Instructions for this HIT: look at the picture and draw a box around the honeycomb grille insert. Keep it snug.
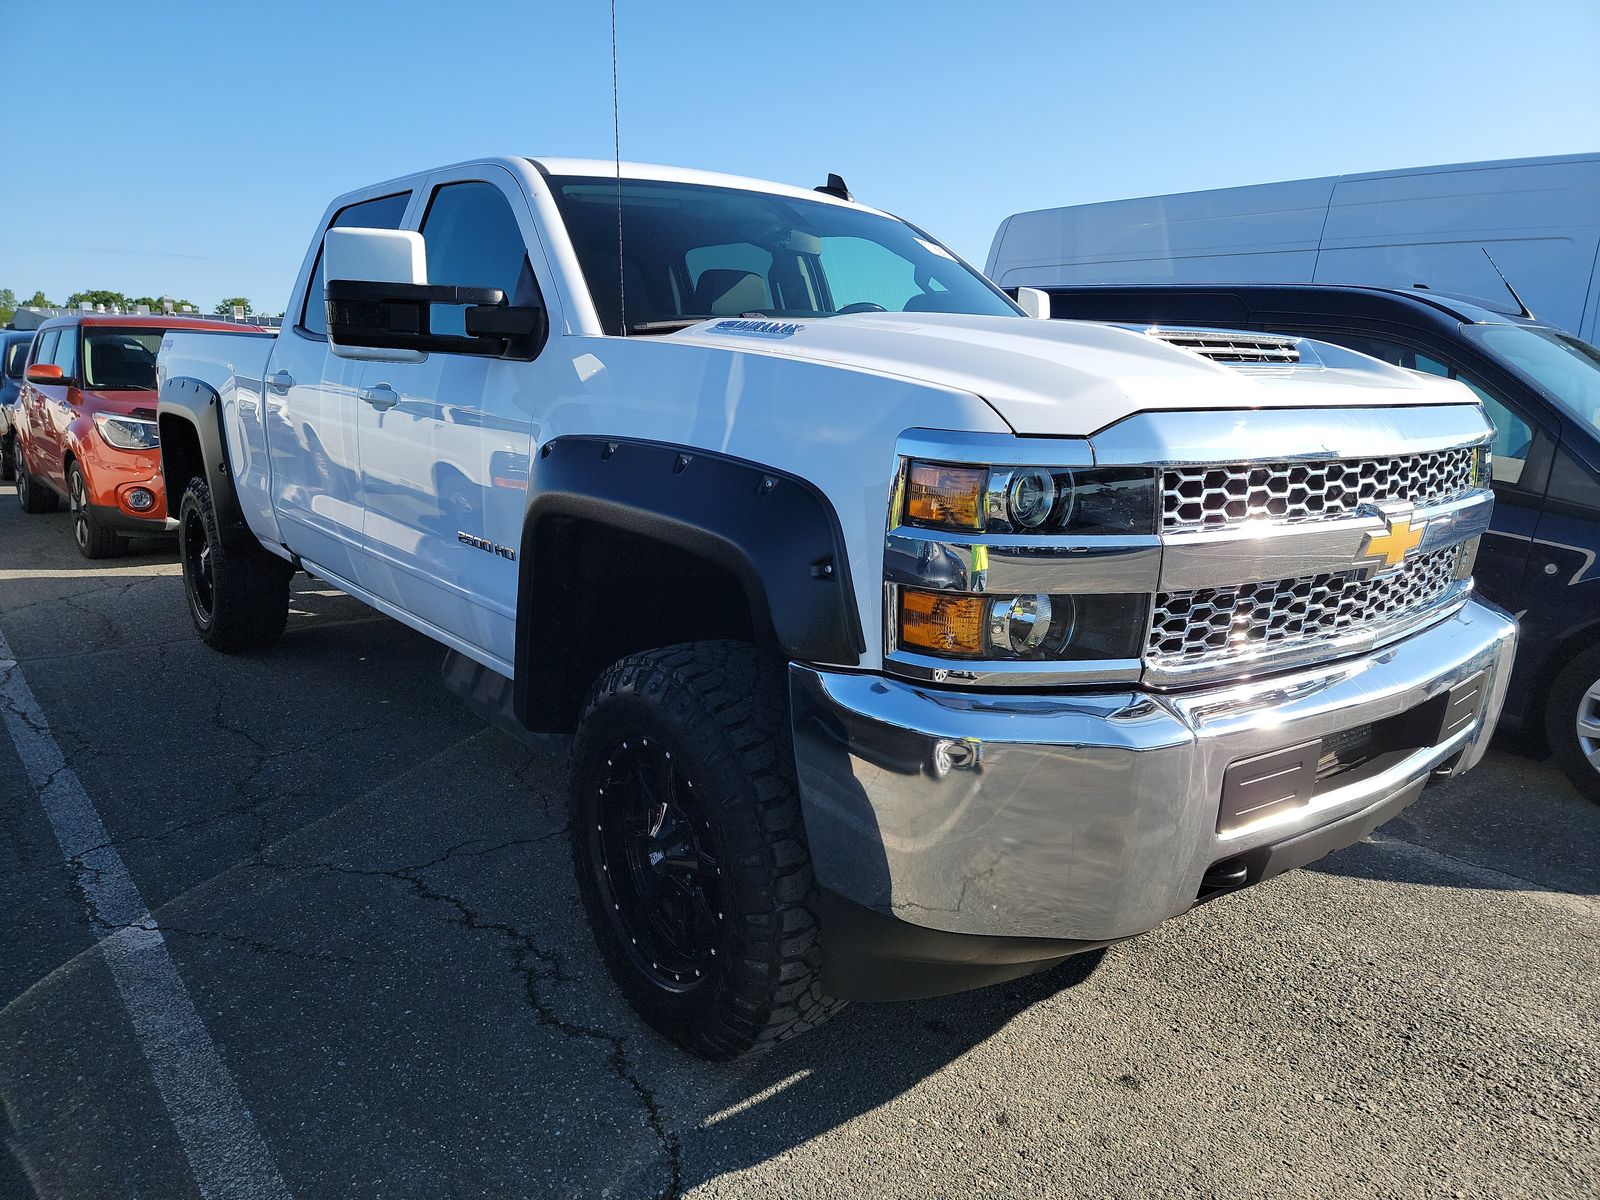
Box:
[1162,449,1477,532]
[1147,546,1461,665]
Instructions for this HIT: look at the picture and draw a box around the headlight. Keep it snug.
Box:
[902,459,1156,534]
[897,587,1146,661]
[94,414,159,451]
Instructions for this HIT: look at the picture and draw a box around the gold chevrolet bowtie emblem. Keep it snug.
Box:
[1358,515,1425,569]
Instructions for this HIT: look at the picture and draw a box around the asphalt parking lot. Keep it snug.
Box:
[1,484,1596,1200]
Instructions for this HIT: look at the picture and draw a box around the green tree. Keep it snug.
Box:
[0,288,14,325]
[67,289,134,311]
[25,290,53,308]
[214,297,253,317]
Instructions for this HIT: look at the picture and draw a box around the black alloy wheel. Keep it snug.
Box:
[182,499,216,630]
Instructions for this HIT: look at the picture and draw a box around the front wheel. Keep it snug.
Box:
[570,641,844,1059]
[1547,645,1600,805]
[16,454,59,514]
[178,477,295,652]
[68,463,123,559]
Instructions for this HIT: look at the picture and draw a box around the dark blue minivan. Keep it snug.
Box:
[1,328,38,483]
[1042,283,1600,802]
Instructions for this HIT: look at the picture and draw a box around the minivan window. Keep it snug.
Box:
[419,181,536,338]
[301,191,412,336]
[1466,324,1600,443]
[549,176,1020,335]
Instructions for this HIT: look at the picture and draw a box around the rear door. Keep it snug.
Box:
[354,166,549,671]
[265,189,414,583]
[18,329,58,479]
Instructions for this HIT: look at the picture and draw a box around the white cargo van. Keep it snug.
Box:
[986,153,1600,341]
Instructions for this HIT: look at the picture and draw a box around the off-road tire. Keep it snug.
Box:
[16,455,59,513]
[178,477,294,652]
[570,640,845,1059]
[1546,644,1600,804]
[68,463,123,559]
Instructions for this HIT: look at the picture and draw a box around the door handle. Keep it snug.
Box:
[266,370,294,393]
[359,384,399,411]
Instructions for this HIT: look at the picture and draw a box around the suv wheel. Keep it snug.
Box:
[178,477,295,651]
[1546,644,1600,804]
[16,455,59,514]
[570,640,844,1059]
[68,463,123,559]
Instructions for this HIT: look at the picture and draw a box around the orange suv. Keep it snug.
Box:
[15,314,262,557]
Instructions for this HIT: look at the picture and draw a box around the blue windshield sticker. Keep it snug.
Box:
[706,319,804,338]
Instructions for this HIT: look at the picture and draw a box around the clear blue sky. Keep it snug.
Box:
[2,0,1595,315]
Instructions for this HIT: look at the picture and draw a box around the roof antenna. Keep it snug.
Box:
[814,173,853,202]
[1481,247,1535,320]
[611,0,626,335]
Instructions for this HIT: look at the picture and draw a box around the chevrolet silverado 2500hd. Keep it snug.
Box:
[156,157,1516,1059]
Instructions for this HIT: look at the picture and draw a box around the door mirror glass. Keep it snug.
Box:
[25,363,63,384]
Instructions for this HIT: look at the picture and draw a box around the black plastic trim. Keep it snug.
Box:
[156,376,251,546]
[515,436,865,731]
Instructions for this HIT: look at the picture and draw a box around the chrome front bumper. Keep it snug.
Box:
[791,597,1516,944]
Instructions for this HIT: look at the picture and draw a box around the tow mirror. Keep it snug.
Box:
[1014,287,1051,320]
[324,227,545,361]
[25,363,63,384]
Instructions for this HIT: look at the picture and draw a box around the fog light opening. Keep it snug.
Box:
[126,488,156,512]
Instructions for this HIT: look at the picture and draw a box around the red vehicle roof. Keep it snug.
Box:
[36,314,267,333]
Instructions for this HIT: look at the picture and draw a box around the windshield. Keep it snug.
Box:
[548,176,1020,335]
[1465,323,1600,439]
[82,328,164,391]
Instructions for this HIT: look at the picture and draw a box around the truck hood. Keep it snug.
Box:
[671,312,1470,436]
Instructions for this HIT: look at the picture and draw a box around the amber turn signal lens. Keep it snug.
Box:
[905,461,987,530]
[899,589,986,656]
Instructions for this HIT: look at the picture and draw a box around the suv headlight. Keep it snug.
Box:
[902,459,1156,534]
[94,414,160,451]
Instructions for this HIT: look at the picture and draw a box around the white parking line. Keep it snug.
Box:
[0,629,291,1200]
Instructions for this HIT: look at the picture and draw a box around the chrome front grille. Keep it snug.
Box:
[1162,448,1478,532]
[1147,545,1462,667]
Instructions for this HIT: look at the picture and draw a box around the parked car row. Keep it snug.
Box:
[5,315,262,556]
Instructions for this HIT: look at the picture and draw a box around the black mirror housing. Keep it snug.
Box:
[326,280,546,360]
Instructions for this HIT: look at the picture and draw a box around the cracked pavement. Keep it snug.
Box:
[2,484,1598,1199]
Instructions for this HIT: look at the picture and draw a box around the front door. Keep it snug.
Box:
[265,189,413,584]
[354,169,545,672]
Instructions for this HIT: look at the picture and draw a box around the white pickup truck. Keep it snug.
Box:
[157,156,1516,1059]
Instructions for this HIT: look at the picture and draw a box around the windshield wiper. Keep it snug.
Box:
[625,319,706,335]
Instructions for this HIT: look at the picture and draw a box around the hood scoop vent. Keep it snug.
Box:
[1144,326,1304,365]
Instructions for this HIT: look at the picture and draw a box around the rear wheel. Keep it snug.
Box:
[1547,645,1600,804]
[68,463,123,559]
[16,454,59,514]
[570,640,844,1059]
[178,477,295,652]
[1,432,15,483]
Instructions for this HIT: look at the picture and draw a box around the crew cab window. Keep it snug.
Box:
[301,191,412,336]
[419,181,535,338]
[51,327,79,381]
[1315,332,1534,488]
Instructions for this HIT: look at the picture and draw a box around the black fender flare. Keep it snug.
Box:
[515,436,866,730]
[157,377,251,546]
